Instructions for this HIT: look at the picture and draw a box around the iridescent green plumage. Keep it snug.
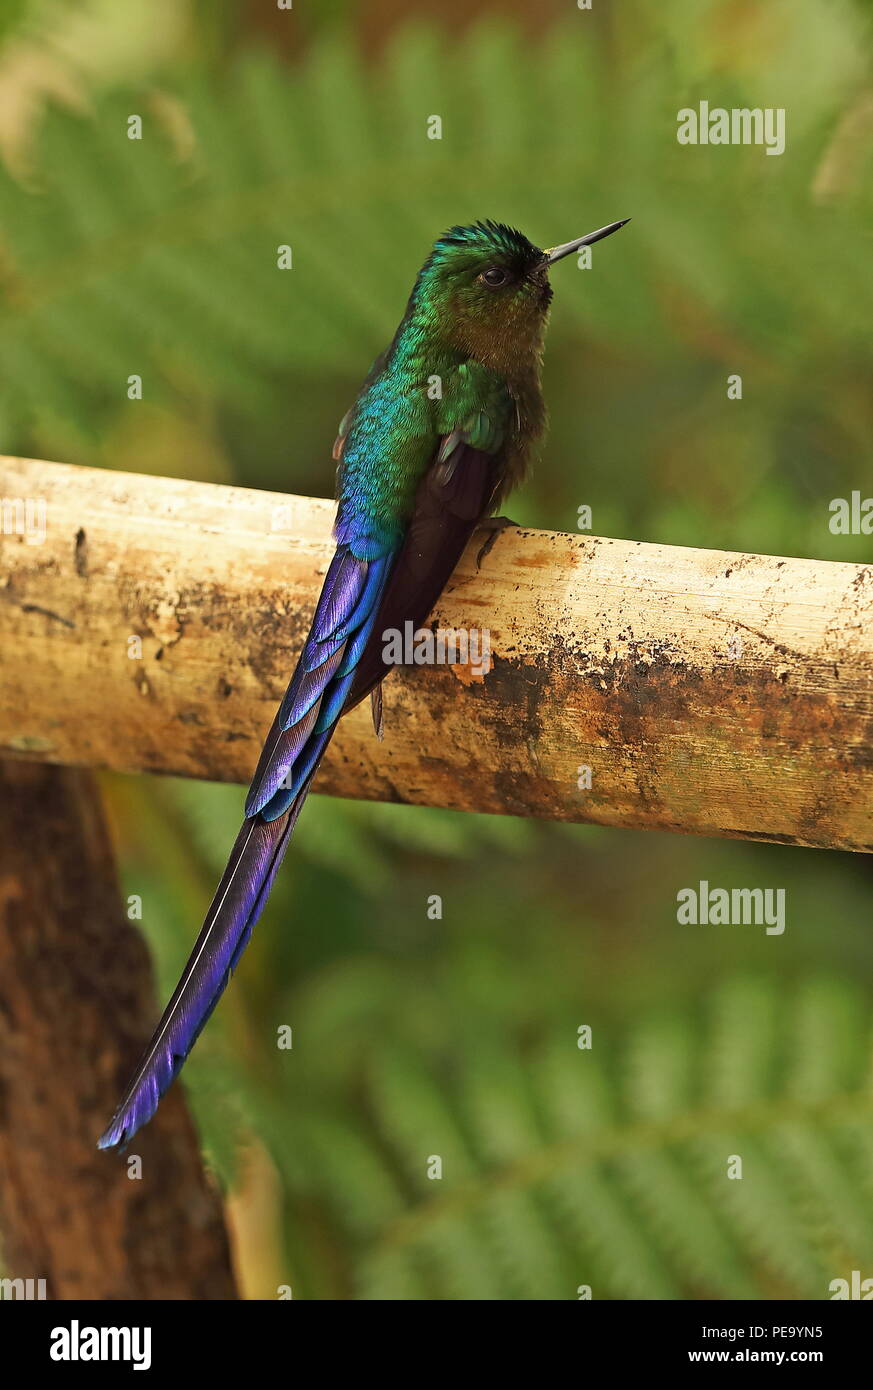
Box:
[335,220,552,557]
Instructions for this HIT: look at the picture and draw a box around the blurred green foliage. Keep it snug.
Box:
[1,0,872,1298]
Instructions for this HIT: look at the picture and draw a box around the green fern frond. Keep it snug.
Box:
[282,975,873,1300]
[0,2,869,479]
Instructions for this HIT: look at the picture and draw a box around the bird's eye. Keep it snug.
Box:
[479,266,509,288]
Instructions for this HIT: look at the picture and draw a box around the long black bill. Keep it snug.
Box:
[545,218,630,264]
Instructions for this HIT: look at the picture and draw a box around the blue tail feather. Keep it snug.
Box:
[97,539,396,1150]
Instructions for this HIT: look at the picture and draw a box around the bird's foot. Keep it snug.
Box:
[370,684,384,740]
[476,515,519,570]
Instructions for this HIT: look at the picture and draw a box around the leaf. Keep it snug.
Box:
[261,974,873,1300]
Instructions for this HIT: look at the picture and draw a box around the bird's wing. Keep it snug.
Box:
[98,428,503,1151]
[344,433,502,710]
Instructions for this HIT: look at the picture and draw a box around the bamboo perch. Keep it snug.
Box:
[0,456,871,852]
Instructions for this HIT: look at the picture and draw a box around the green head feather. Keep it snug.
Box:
[404,220,553,375]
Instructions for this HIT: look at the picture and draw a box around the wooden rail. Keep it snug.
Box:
[1,456,872,851]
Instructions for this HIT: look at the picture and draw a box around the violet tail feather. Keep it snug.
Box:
[97,777,315,1151]
[97,541,393,1150]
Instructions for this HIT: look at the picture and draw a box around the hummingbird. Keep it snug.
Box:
[98,216,629,1149]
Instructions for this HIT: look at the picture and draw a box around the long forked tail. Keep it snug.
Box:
[97,775,315,1150]
[98,541,394,1150]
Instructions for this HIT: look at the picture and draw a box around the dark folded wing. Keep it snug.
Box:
[345,438,500,710]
